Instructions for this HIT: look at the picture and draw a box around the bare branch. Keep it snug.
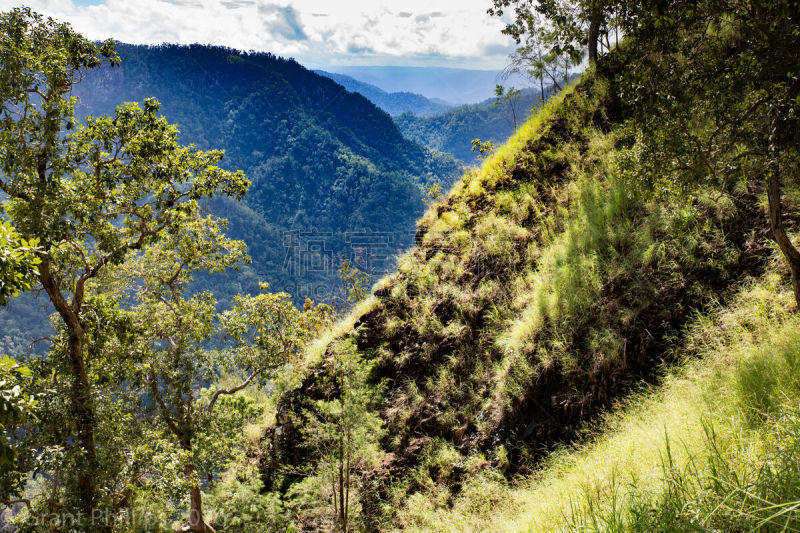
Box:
[207,369,259,412]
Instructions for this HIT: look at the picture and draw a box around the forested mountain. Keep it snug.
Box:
[0,43,461,356]
[74,44,461,301]
[395,87,547,162]
[313,70,452,116]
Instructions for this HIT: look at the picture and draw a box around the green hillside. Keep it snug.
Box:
[2,3,800,532]
[252,3,800,531]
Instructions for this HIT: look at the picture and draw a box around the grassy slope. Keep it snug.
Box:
[263,65,797,530]
[397,272,800,531]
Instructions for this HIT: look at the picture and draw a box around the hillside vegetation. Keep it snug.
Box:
[253,2,800,530]
[72,44,461,303]
[2,3,800,532]
[395,86,548,163]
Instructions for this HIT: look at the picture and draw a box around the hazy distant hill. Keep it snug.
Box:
[326,65,533,104]
[314,70,452,116]
[395,86,549,163]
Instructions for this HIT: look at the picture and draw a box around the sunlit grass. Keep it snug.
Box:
[396,272,800,532]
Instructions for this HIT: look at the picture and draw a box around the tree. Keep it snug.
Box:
[425,181,444,205]
[471,138,496,160]
[493,85,522,130]
[300,340,384,532]
[122,216,327,532]
[0,8,248,520]
[608,0,800,306]
[489,0,618,67]
[338,260,370,304]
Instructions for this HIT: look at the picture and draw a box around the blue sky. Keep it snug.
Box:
[1,1,517,69]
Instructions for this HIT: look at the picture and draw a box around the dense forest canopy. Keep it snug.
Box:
[69,43,461,305]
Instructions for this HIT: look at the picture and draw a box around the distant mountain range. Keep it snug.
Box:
[314,70,452,116]
[322,66,534,104]
[395,87,550,163]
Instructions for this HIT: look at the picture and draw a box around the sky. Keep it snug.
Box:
[0,0,518,69]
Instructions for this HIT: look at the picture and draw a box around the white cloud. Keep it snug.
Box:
[0,0,516,68]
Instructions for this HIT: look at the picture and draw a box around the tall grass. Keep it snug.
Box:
[395,273,800,532]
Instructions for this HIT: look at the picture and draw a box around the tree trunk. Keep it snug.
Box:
[588,8,603,64]
[184,455,210,533]
[539,70,545,106]
[767,172,800,307]
[68,332,100,517]
[38,262,100,523]
[338,429,345,532]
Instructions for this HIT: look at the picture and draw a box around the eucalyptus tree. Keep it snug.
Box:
[122,216,328,532]
[0,7,248,520]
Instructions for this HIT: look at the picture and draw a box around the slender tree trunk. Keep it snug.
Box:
[588,8,603,64]
[332,476,338,523]
[767,172,800,307]
[178,423,210,533]
[344,428,351,533]
[338,428,345,531]
[539,72,545,106]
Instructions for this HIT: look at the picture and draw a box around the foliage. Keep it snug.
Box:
[291,339,384,532]
[489,0,620,65]
[0,7,247,524]
[338,260,371,304]
[470,138,496,160]
[610,0,800,305]
[0,356,36,499]
[205,465,289,533]
[120,213,326,532]
[0,222,39,307]
[425,182,444,204]
[493,85,522,130]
